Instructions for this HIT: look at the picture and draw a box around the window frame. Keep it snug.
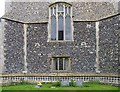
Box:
[51,57,71,71]
[48,2,74,42]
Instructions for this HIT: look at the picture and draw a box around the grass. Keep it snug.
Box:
[2,82,119,91]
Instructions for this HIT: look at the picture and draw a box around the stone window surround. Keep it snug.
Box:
[51,56,71,71]
[48,2,74,42]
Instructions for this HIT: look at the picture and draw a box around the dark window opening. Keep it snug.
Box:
[52,57,70,71]
[59,58,63,70]
[58,30,64,40]
[55,59,58,70]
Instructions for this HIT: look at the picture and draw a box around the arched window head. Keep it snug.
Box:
[48,2,73,41]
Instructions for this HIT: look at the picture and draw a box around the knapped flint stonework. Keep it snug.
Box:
[3,20,24,74]
[0,19,4,74]
[1,1,119,75]
[3,2,49,23]
[72,22,96,73]
[27,23,50,73]
[99,15,119,74]
[2,15,119,75]
[27,22,96,73]
[3,2,119,22]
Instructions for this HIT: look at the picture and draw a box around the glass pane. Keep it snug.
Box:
[68,7,71,14]
[64,58,69,70]
[54,58,58,70]
[58,31,64,40]
[58,16,64,40]
[58,16,63,31]
[54,7,56,15]
[58,5,63,11]
[52,58,55,70]
[65,16,72,40]
[59,58,63,70]
[51,16,56,40]
[51,7,53,15]
[65,7,67,14]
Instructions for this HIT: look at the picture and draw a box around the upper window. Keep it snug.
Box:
[48,2,73,41]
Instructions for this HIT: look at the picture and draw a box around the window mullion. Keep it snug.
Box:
[71,7,73,41]
[63,5,66,40]
[58,58,59,70]
[53,7,54,15]
[56,4,58,40]
[63,58,65,70]
[68,58,71,70]
[49,7,51,41]
[52,58,54,70]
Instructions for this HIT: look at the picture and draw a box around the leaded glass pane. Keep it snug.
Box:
[65,7,67,14]
[68,7,71,14]
[58,16,64,40]
[65,16,72,40]
[64,58,69,70]
[51,7,53,15]
[54,7,56,15]
[58,31,64,40]
[59,58,63,70]
[52,58,55,70]
[54,58,58,70]
[58,4,63,11]
[58,16,63,31]
[51,16,56,40]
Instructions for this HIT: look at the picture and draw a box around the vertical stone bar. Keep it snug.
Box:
[56,4,58,40]
[63,5,65,40]
[68,58,71,71]
[71,6,74,41]
[23,24,28,73]
[118,3,120,75]
[58,58,59,70]
[48,7,51,41]
[95,22,100,73]
[57,58,60,81]
[52,58,54,71]
[0,19,5,91]
[63,58,65,70]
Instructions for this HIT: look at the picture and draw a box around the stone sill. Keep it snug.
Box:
[0,73,119,77]
[47,40,74,42]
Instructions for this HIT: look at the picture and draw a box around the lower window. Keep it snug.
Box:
[52,57,70,71]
